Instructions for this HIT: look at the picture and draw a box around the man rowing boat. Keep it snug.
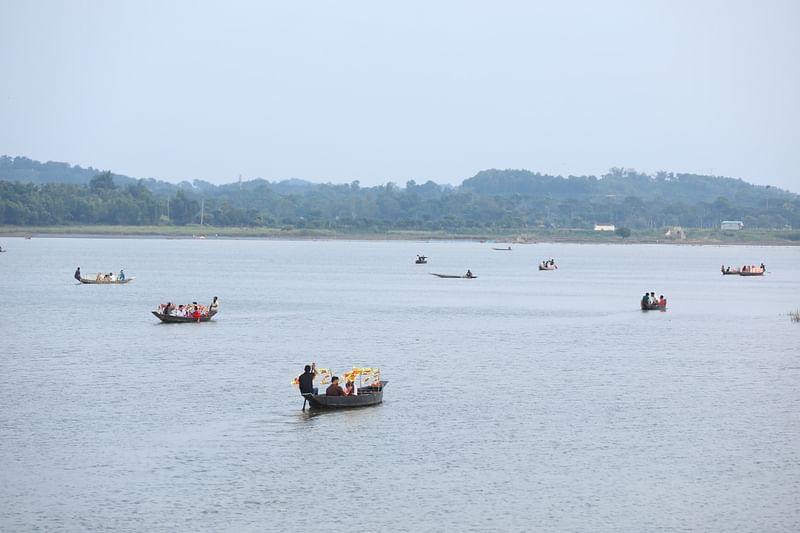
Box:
[298,363,318,395]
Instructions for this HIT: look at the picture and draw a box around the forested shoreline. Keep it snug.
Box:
[1,156,798,233]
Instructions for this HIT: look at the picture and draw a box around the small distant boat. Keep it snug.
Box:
[641,302,667,311]
[431,273,477,279]
[492,246,512,251]
[415,255,428,264]
[78,275,134,284]
[723,264,765,276]
[538,264,558,271]
[152,309,217,323]
[303,382,388,409]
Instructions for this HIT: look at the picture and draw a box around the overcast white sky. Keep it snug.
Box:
[1,1,798,191]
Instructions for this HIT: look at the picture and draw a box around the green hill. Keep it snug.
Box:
[1,155,798,232]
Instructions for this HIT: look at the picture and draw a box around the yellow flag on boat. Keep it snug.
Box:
[318,368,331,385]
[360,368,380,387]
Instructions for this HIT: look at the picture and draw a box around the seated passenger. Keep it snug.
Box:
[326,376,345,396]
[344,380,356,396]
[659,295,667,307]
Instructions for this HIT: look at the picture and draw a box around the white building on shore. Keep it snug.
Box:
[720,220,744,231]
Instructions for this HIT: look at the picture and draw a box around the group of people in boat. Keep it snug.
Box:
[540,259,557,269]
[74,267,125,281]
[415,255,427,263]
[157,296,219,318]
[325,376,357,396]
[297,363,357,396]
[641,291,667,307]
[722,263,765,274]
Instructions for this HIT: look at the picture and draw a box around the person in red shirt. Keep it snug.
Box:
[658,295,667,307]
[326,376,345,396]
[192,308,202,322]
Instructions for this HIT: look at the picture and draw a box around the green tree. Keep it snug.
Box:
[169,189,200,225]
[90,171,116,192]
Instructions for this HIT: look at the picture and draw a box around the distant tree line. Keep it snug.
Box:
[1,157,799,231]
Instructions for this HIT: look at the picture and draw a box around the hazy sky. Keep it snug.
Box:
[1,1,798,191]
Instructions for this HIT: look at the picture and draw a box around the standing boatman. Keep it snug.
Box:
[74,267,81,281]
[298,362,318,395]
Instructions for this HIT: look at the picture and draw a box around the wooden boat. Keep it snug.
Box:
[303,381,388,409]
[79,276,134,284]
[538,264,558,270]
[723,264,765,276]
[431,273,477,279]
[641,302,667,311]
[415,255,428,264]
[152,309,217,323]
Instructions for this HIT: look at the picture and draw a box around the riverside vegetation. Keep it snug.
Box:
[1,156,799,240]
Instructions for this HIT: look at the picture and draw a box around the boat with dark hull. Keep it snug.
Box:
[415,255,428,264]
[722,264,765,276]
[431,273,477,279]
[538,265,557,271]
[641,302,666,311]
[152,309,217,323]
[303,382,388,409]
[79,276,134,284]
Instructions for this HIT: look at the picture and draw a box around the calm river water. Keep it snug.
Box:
[1,237,799,532]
